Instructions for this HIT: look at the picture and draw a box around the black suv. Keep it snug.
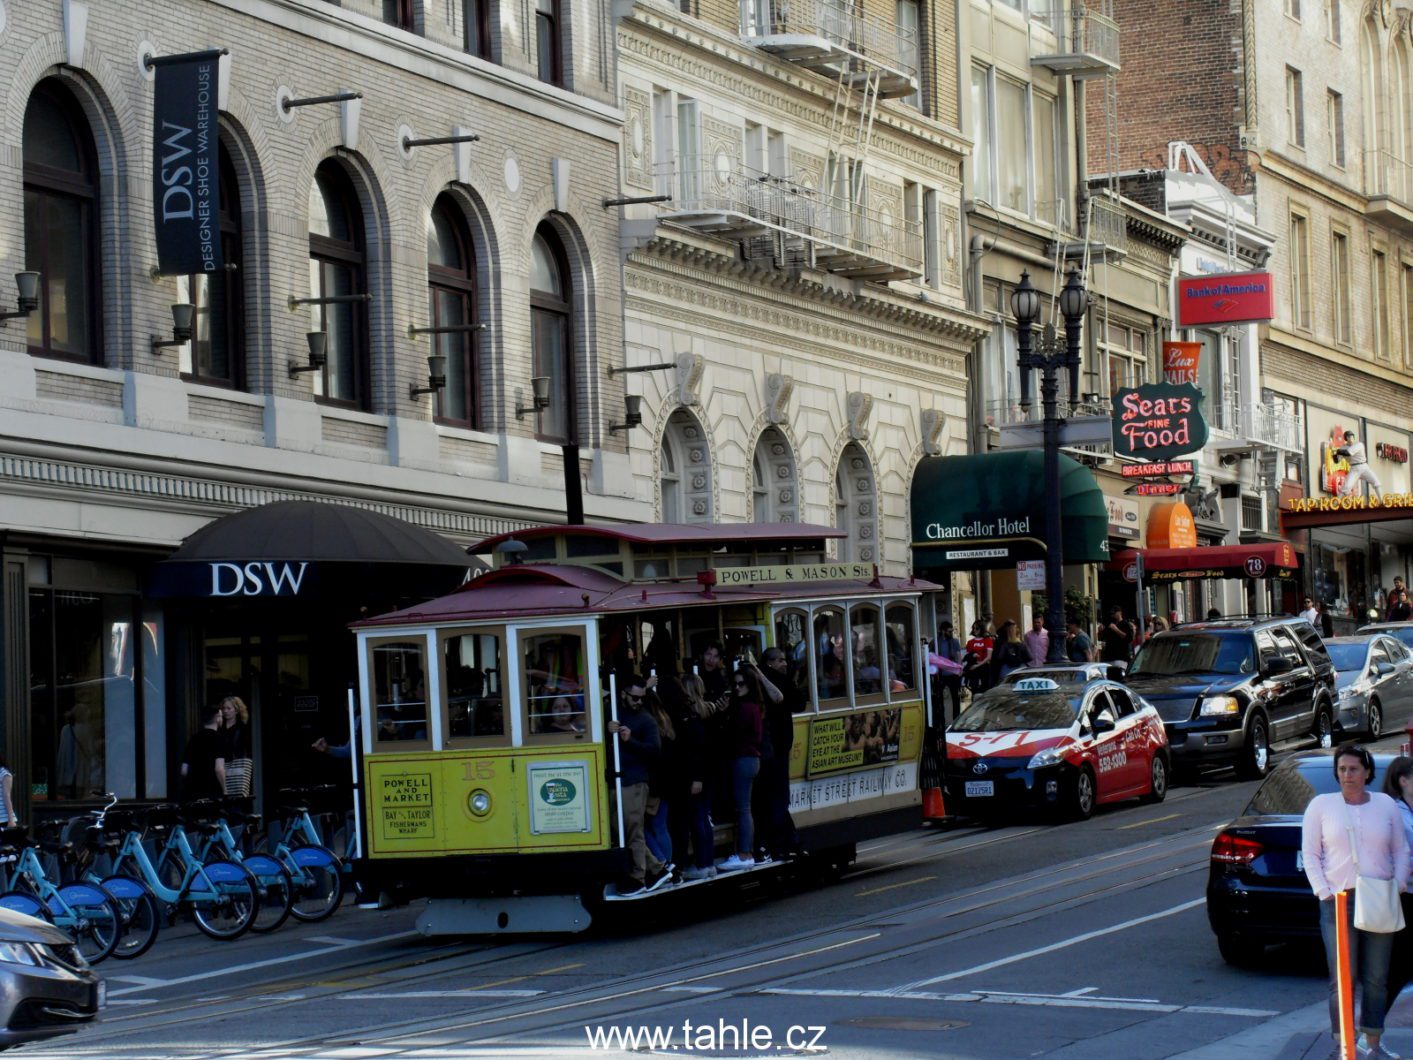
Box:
[1125,618,1336,779]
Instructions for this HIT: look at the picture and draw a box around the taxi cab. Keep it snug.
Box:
[942,677,1170,820]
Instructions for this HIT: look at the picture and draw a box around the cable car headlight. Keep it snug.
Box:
[468,789,492,817]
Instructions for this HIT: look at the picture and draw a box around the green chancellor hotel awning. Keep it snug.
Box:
[910,451,1110,574]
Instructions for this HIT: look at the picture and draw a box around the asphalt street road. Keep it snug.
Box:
[32,749,1368,1060]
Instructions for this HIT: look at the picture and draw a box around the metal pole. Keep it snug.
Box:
[1042,359,1068,663]
[608,672,626,850]
[346,686,363,862]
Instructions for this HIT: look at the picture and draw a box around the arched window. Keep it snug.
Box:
[308,161,369,409]
[23,80,100,363]
[661,409,712,523]
[1396,43,1413,196]
[182,142,243,387]
[530,226,573,442]
[428,196,479,427]
[751,428,798,523]
[660,437,681,522]
[835,443,878,563]
[1363,21,1388,189]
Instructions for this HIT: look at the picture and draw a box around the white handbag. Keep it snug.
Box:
[1345,804,1407,934]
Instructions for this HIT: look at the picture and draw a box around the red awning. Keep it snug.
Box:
[1110,542,1300,581]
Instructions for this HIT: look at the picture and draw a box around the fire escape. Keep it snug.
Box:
[662,1,923,282]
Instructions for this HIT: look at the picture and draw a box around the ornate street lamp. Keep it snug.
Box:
[1011,267,1088,663]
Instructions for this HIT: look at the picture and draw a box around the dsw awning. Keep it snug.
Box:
[1110,542,1299,582]
[910,451,1109,574]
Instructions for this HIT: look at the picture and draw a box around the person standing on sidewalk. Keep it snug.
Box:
[1303,743,1409,1058]
[1383,756,1413,1009]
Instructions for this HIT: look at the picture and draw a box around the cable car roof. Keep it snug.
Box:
[468,522,846,554]
[352,562,940,628]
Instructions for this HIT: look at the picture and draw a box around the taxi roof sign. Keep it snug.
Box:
[1013,677,1061,693]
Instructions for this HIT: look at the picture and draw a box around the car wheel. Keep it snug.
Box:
[1141,754,1168,804]
[1070,767,1096,821]
[1216,932,1265,968]
[1312,701,1334,750]
[1368,698,1383,741]
[1238,712,1270,780]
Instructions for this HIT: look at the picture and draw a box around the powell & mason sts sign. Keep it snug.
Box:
[152,50,225,276]
[1111,382,1209,462]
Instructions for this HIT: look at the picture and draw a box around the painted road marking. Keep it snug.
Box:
[1118,813,1182,830]
[107,929,422,997]
[854,875,936,897]
[340,989,547,999]
[893,897,1206,991]
[760,986,1277,1018]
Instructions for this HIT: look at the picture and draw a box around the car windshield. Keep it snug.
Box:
[1129,634,1255,677]
[1325,643,1369,672]
[1243,761,1343,816]
[950,688,1079,732]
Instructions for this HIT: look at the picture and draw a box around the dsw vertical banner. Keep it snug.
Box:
[152,53,222,275]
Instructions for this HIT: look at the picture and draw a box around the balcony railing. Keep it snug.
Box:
[1243,402,1304,453]
[1365,149,1413,231]
[662,157,922,279]
[740,0,919,96]
[1030,3,1120,79]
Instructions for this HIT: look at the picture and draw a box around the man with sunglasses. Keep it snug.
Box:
[608,677,671,895]
[753,649,804,860]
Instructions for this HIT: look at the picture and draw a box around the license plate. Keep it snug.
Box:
[965,780,994,798]
[1296,851,1304,872]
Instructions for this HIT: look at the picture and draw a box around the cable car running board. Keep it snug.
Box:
[602,857,789,901]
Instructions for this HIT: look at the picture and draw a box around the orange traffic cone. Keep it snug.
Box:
[922,787,947,820]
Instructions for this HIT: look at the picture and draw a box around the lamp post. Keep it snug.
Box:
[1011,267,1089,664]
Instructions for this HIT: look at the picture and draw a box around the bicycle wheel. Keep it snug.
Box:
[287,846,344,922]
[53,883,121,964]
[0,890,50,922]
[240,855,294,934]
[99,875,159,959]
[188,860,257,941]
[155,846,187,895]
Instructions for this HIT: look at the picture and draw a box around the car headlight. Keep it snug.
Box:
[1027,746,1067,770]
[1199,695,1241,717]
[0,941,42,967]
[1338,682,1372,702]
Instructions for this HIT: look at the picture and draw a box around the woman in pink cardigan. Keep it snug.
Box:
[1303,743,1410,1058]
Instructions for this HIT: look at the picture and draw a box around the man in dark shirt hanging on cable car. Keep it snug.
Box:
[608,677,671,896]
[752,649,804,860]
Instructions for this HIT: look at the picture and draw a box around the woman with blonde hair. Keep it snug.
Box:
[219,696,253,798]
[677,673,718,879]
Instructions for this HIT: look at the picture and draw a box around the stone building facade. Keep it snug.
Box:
[1106,0,1413,627]
[0,0,636,811]
[614,1,986,576]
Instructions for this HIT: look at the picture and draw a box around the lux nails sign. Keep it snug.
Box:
[1110,382,1210,462]
[208,562,309,597]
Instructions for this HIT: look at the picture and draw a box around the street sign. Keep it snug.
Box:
[1017,560,1045,590]
[995,415,1114,451]
[1132,482,1184,496]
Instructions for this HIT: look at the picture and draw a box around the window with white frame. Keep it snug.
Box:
[1332,228,1352,344]
[1285,0,1300,19]
[1033,92,1060,227]
[896,0,922,109]
[1102,321,1149,397]
[1404,261,1413,368]
[1289,210,1311,329]
[1373,248,1391,360]
[1327,90,1345,167]
[1286,67,1305,147]
[996,77,1029,213]
[1328,0,1341,43]
[970,66,993,203]
[1195,328,1240,433]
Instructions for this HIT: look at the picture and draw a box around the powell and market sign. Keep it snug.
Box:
[152,50,227,276]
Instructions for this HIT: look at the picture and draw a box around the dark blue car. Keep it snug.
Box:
[1206,750,1397,966]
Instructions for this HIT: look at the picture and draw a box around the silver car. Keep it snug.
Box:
[1358,622,1413,652]
[1003,662,1129,686]
[1326,634,1413,740]
[0,906,101,1050]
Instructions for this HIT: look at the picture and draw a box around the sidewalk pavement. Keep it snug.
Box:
[1173,987,1413,1059]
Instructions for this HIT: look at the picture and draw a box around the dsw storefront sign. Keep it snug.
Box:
[208,562,309,596]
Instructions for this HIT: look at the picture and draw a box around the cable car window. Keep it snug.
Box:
[441,628,506,746]
[849,604,884,701]
[813,606,848,704]
[370,638,430,749]
[885,603,917,695]
[521,628,588,741]
[774,608,814,710]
